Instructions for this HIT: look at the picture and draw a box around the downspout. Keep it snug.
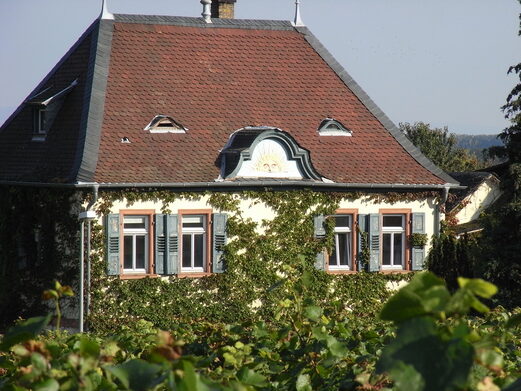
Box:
[78,183,99,333]
[85,184,98,330]
[435,185,450,235]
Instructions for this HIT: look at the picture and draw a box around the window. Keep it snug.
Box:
[180,214,208,273]
[123,215,150,273]
[318,118,352,136]
[329,215,353,271]
[382,215,405,270]
[106,211,227,277]
[144,115,187,134]
[36,109,46,134]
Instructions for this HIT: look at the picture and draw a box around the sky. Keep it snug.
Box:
[0,0,520,135]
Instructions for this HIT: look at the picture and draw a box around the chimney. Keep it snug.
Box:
[211,0,236,19]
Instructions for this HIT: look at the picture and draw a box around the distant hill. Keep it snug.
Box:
[455,134,504,157]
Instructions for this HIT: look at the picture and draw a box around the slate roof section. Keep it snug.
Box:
[0,14,459,188]
[0,21,99,183]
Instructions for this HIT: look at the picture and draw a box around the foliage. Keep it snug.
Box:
[473,1,521,309]
[89,190,417,333]
[426,226,475,291]
[42,281,74,334]
[409,233,428,247]
[0,273,520,390]
[0,187,80,331]
[400,122,481,172]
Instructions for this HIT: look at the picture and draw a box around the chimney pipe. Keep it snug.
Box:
[211,0,237,19]
[201,0,212,23]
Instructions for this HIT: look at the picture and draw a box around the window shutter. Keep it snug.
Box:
[155,214,166,275]
[368,213,380,272]
[411,213,426,271]
[165,215,179,275]
[313,215,326,270]
[106,214,120,276]
[357,214,367,271]
[212,213,228,273]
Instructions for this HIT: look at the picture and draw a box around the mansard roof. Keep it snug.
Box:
[0,14,458,189]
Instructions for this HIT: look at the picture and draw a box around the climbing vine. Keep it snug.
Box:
[0,186,434,332]
[88,189,417,333]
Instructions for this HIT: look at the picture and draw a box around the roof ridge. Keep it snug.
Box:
[113,14,295,30]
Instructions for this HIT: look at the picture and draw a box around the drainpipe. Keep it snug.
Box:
[78,183,99,333]
[435,185,450,235]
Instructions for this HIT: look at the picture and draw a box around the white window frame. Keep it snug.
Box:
[36,108,46,135]
[329,215,353,271]
[123,215,149,274]
[180,214,207,273]
[381,214,405,270]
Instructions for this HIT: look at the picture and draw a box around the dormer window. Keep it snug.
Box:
[144,115,187,134]
[27,79,78,142]
[318,118,352,136]
[35,108,46,135]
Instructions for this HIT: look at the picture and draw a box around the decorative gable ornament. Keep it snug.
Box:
[318,118,352,136]
[144,115,187,134]
[220,127,322,181]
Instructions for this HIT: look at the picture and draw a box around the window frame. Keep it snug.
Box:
[119,210,155,278]
[326,209,358,273]
[379,209,411,272]
[178,209,212,277]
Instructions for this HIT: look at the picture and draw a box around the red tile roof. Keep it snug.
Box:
[0,16,455,187]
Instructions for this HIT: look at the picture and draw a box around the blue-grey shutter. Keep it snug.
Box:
[165,215,179,275]
[357,214,367,271]
[106,214,120,276]
[411,213,426,271]
[212,213,228,273]
[155,214,166,275]
[368,213,380,272]
[313,215,326,270]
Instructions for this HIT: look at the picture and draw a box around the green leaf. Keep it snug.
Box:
[388,362,425,391]
[296,373,312,391]
[0,314,52,351]
[458,278,498,298]
[106,359,163,391]
[304,306,323,322]
[34,378,59,391]
[237,367,267,387]
[506,313,521,328]
[377,317,474,391]
[380,272,450,323]
[79,336,100,358]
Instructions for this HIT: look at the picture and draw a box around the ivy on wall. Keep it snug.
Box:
[0,186,433,332]
[88,190,418,333]
[0,187,80,330]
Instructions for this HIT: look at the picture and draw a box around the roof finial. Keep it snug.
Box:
[201,0,212,23]
[101,0,114,20]
[292,0,305,27]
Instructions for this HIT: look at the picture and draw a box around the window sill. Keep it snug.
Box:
[327,270,357,275]
[177,272,212,278]
[31,134,47,142]
[379,269,411,274]
[120,273,159,280]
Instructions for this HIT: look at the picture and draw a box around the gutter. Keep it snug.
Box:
[0,180,466,191]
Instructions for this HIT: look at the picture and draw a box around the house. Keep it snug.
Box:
[446,171,502,235]
[0,0,461,329]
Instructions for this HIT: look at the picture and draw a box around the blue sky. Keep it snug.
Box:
[0,0,519,134]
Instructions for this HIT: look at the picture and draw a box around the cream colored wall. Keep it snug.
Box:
[101,194,438,253]
[455,180,502,224]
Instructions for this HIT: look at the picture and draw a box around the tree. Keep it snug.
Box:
[475,0,521,308]
[400,122,480,172]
